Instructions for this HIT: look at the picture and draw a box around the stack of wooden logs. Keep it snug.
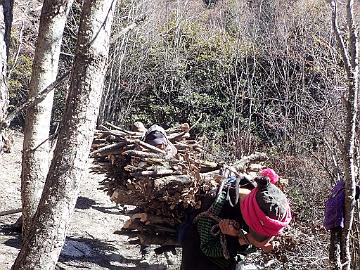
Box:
[90,122,268,246]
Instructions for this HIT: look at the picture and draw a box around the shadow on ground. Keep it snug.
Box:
[76,196,124,216]
[0,222,22,237]
[1,227,169,270]
[3,236,21,250]
[58,235,169,270]
[75,196,97,210]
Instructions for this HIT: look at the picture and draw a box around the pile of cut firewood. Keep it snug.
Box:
[90,122,268,246]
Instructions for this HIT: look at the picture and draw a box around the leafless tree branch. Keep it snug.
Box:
[0,71,70,131]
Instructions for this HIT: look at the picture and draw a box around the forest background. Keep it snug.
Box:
[3,0,360,269]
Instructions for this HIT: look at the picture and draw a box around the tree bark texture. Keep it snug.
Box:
[0,0,13,152]
[0,3,8,127]
[330,1,358,269]
[12,0,117,269]
[21,0,74,240]
[341,1,358,269]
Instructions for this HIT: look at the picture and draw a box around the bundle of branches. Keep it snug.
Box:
[91,122,222,211]
[91,122,268,246]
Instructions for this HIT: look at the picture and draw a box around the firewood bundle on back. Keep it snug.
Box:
[91,122,222,213]
[90,122,268,246]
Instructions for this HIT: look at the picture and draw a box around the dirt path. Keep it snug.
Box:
[0,131,330,270]
[0,131,23,269]
[0,131,180,270]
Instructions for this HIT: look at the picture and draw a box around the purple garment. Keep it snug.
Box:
[324,181,345,230]
[324,181,360,230]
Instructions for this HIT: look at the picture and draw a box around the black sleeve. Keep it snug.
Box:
[226,235,251,258]
[239,176,256,190]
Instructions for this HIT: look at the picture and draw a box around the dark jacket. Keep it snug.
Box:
[180,177,255,270]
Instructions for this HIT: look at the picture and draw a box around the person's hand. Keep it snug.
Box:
[260,240,280,253]
[219,219,240,237]
[245,233,278,252]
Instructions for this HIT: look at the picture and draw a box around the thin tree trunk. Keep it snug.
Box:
[0,3,8,129]
[341,1,358,269]
[0,0,13,152]
[21,0,73,240]
[330,1,358,269]
[12,0,117,269]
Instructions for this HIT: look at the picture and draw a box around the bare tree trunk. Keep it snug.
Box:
[20,0,73,240]
[341,0,358,265]
[330,1,358,269]
[12,0,117,269]
[0,4,8,135]
[0,0,13,152]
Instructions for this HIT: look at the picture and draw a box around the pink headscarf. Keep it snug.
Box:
[240,187,292,237]
[260,168,279,184]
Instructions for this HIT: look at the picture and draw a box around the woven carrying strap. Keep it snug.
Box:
[194,210,232,259]
[194,177,241,260]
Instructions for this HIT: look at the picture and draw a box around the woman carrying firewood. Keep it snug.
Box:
[180,168,292,270]
[143,124,177,158]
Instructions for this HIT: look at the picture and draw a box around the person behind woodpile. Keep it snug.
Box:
[180,168,292,270]
[138,124,178,257]
[143,124,177,158]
